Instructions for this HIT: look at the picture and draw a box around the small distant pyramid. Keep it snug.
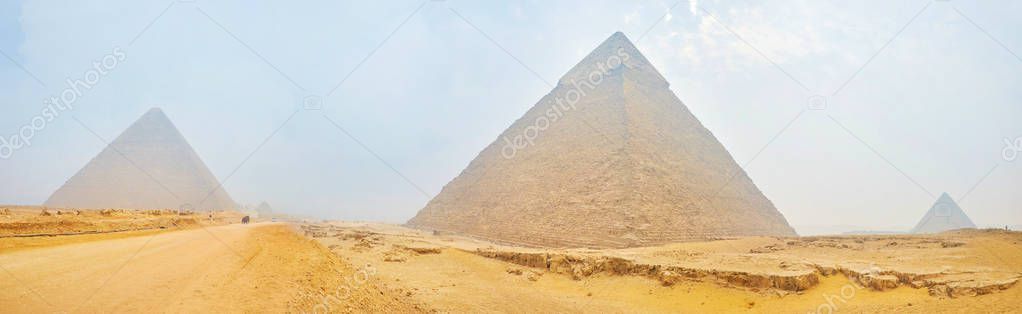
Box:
[407,32,796,248]
[255,202,274,216]
[911,193,977,234]
[45,108,235,211]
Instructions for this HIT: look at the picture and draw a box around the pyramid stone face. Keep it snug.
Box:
[407,32,797,248]
[45,108,235,211]
[911,193,977,234]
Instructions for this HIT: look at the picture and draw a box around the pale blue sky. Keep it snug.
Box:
[1,0,1019,233]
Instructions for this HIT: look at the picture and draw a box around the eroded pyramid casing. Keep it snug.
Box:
[45,108,235,211]
[408,32,796,248]
[911,193,977,234]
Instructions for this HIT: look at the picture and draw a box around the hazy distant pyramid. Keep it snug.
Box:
[911,193,976,234]
[255,202,274,217]
[408,32,796,248]
[45,108,235,211]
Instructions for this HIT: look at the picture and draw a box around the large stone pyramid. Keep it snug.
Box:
[408,32,796,248]
[45,108,235,211]
[910,193,977,234]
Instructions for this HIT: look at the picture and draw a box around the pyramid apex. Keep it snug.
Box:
[142,107,170,120]
[601,31,636,49]
[937,192,954,202]
[557,30,664,86]
[602,31,636,50]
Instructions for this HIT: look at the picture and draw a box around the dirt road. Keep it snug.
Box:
[0,223,424,313]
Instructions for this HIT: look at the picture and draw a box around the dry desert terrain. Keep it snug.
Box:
[1,207,1020,313]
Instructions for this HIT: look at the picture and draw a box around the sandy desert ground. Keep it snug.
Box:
[301,222,1022,313]
[2,208,1021,313]
[0,207,425,313]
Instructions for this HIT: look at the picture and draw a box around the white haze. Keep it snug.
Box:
[0,0,1019,235]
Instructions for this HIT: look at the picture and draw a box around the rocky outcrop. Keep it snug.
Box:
[472,249,817,292]
[393,244,442,255]
[926,279,1018,298]
[301,223,1022,300]
[812,264,1021,298]
[472,248,1021,297]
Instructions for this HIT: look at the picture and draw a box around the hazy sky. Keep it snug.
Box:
[1,0,1019,233]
